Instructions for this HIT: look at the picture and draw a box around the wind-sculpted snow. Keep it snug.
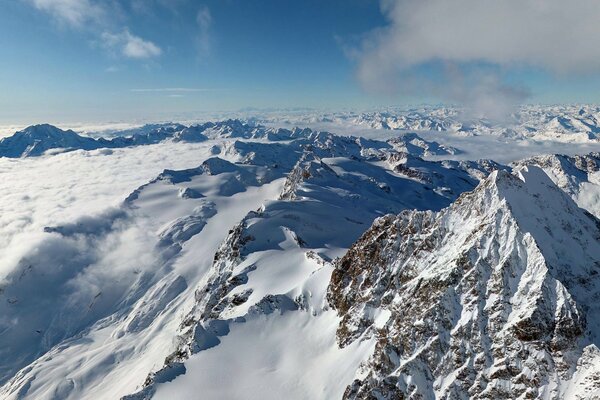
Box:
[328,166,600,399]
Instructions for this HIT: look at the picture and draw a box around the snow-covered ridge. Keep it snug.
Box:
[7,104,600,159]
[514,152,600,218]
[0,120,297,158]
[0,120,458,159]
[328,165,600,399]
[0,123,184,157]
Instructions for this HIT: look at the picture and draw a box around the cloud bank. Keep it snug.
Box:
[357,0,600,117]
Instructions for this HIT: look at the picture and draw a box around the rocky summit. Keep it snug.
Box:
[329,166,600,399]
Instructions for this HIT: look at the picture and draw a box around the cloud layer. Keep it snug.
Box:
[356,0,600,116]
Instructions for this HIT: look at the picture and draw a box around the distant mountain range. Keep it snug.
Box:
[3,116,600,399]
[5,105,600,160]
[0,123,195,157]
[0,120,457,158]
[254,105,600,142]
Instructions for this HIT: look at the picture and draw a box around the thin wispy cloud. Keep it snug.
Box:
[196,5,212,58]
[130,88,217,92]
[27,0,162,60]
[130,0,189,16]
[102,31,162,59]
[28,0,104,28]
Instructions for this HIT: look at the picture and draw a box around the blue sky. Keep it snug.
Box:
[2,0,600,123]
[0,0,389,122]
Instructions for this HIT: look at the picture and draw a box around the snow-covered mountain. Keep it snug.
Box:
[328,166,600,399]
[3,115,600,399]
[0,121,300,158]
[253,104,600,143]
[0,120,467,160]
[513,153,600,218]
[0,123,187,157]
[0,126,497,399]
[7,104,600,160]
[387,132,460,157]
[0,124,106,157]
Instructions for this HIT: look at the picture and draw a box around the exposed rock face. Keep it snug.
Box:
[328,166,600,399]
[123,129,503,399]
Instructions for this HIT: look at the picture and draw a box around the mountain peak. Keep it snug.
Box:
[328,165,600,399]
[0,124,95,157]
[18,123,72,138]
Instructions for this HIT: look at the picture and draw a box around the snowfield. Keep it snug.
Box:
[2,108,600,399]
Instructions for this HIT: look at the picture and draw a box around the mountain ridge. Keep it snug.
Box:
[328,165,600,399]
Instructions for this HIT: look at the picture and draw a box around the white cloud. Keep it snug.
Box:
[102,30,162,59]
[122,32,162,58]
[0,138,216,273]
[356,0,600,116]
[28,0,162,60]
[29,0,104,27]
[360,0,600,80]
